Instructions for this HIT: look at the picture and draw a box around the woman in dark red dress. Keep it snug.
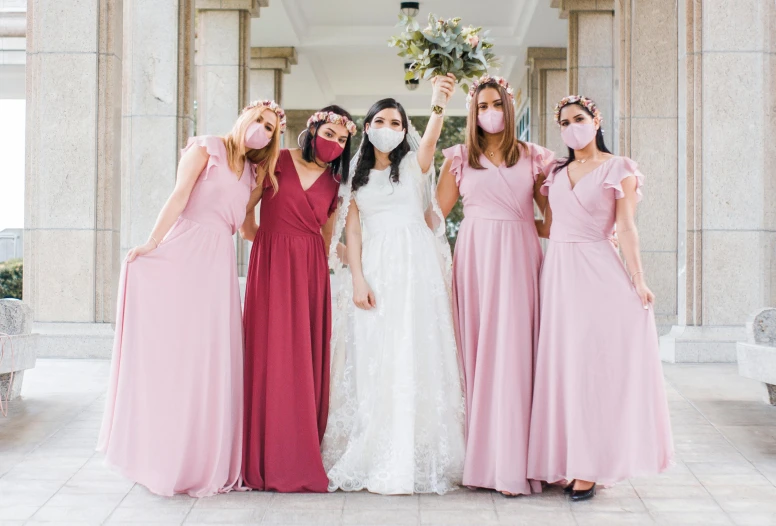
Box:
[240,105,356,492]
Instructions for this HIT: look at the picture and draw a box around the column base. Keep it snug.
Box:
[659,325,745,363]
[34,322,114,359]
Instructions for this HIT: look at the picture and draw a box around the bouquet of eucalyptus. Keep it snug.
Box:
[389,13,499,94]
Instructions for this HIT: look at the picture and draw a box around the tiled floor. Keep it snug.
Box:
[1,360,775,525]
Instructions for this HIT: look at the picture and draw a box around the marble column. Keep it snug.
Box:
[560,0,617,152]
[121,0,194,260]
[239,46,297,276]
[660,0,775,362]
[526,47,567,156]
[24,0,122,356]
[249,46,297,106]
[196,0,263,135]
[615,0,678,336]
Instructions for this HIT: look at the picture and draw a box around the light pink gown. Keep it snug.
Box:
[527,156,674,485]
[98,136,251,497]
[443,142,554,495]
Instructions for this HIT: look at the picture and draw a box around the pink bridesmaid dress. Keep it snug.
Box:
[98,136,251,497]
[443,142,554,495]
[527,156,674,485]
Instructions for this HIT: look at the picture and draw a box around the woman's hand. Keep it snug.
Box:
[633,275,655,309]
[430,73,456,108]
[126,241,156,263]
[353,277,376,310]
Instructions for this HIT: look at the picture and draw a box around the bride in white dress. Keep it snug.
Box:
[322,76,466,495]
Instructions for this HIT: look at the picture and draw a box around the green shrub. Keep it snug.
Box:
[0,259,23,299]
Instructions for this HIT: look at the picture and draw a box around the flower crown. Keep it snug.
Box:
[307,111,358,136]
[466,75,515,107]
[244,99,286,133]
[553,95,602,126]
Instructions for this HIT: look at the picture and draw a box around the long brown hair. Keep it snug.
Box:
[465,82,525,170]
[224,105,283,192]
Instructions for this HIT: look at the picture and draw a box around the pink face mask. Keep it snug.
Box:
[560,122,597,150]
[244,121,271,150]
[477,109,505,134]
[315,134,345,163]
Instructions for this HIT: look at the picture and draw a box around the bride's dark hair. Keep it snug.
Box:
[352,98,411,192]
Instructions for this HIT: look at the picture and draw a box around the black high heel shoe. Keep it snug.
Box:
[563,481,575,494]
[570,483,596,501]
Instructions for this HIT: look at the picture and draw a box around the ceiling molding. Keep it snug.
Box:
[280,0,309,41]
[306,51,335,104]
[514,0,540,43]
[298,25,520,49]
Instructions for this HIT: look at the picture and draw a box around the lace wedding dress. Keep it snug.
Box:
[321,150,465,495]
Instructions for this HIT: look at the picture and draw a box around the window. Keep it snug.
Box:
[517,105,530,142]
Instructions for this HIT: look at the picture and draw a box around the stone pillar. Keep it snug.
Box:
[249,46,297,106]
[660,0,775,362]
[560,0,617,152]
[615,0,678,336]
[196,0,263,135]
[121,0,194,260]
[526,47,567,156]
[239,46,297,276]
[24,0,122,357]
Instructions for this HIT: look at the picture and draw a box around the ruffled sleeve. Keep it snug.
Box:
[181,135,226,180]
[539,165,560,196]
[527,142,556,182]
[442,144,466,186]
[603,156,644,202]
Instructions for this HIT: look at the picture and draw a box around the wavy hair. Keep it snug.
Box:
[224,105,283,192]
[352,98,411,192]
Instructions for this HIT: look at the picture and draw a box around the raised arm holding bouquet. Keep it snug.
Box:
[390,13,500,97]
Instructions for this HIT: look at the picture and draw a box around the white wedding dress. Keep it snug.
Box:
[322,152,465,495]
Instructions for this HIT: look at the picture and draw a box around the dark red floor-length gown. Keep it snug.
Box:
[242,149,339,493]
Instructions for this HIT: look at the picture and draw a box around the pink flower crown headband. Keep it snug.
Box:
[307,111,358,136]
[466,75,515,108]
[554,95,602,126]
[244,99,286,133]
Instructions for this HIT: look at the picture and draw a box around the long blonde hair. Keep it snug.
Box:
[224,105,282,192]
[465,82,525,170]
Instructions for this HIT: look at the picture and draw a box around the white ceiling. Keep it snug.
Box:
[251,0,568,115]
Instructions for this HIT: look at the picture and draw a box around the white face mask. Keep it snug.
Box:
[367,126,406,153]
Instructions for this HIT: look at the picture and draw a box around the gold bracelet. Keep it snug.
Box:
[431,105,445,115]
[149,236,159,248]
[631,270,644,281]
